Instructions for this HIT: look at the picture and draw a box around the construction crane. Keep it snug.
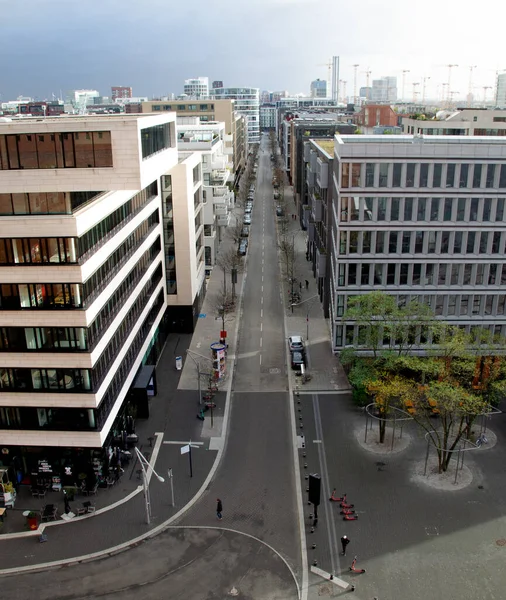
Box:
[361,68,372,90]
[467,66,477,107]
[339,80,347,104]
[412,82,420,104]
[446,64,458,105]
[402,70,410,101]
[352,64,360,104]
[422,76,431,104]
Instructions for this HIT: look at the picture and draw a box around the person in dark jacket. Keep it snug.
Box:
[341,535,350,555]
[216,498,223,520]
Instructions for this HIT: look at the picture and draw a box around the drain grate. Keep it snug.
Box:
[269,368,281,374]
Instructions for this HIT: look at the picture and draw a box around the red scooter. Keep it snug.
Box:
[349,556,366,574]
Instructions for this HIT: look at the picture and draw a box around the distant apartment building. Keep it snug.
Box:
[371,77,397,102]
[111,86,132,101]
[183,77,209,99]
[496,73,506,108]
[310,79,328,98]
[70,89,100,110]
[18,101,65,117]
[176,118,234,270]
[360,87,372,100]
[356,104,398,129]
[331,135,506,354]
[212,81,223,90]
[140,99,246,185]
[260,104,276,130]
[402,109,506,136]
[211,87,260,145]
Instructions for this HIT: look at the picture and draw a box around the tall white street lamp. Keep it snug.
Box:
[135,447,165,525]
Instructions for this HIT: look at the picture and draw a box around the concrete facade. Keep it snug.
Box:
[402,108,506,136]
[331,134,506,354]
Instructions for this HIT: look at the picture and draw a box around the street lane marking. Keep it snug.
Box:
[261,308,263,318]
[163,441,205,446]
[259,353,262,365]
[260,322,263,331]
[260,337,263,347]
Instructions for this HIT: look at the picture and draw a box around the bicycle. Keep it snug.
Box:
[476,432,488,447]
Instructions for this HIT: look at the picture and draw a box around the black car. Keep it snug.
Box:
[291,351,306,371]
[241,225,250,237]
[276,206,284,217]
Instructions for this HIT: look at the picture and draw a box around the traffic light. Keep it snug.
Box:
[308,473,321,506]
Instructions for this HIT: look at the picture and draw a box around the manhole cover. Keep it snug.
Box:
[496,539,506,546]
[269,368,281,374]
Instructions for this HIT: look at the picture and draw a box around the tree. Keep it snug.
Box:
[343,291,438,358]
[366,374,413,443]
[215,247,244,301]
[227,216,245,245]
[210,284,235,334]
[278,237,296,284]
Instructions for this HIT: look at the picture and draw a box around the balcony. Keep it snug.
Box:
[316,160,328,188]
[214,203,228,216]
[211,157,228,170]
[316,247,327,277]
[216,213,230,226]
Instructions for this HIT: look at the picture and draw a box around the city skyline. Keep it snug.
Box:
[1,0,505,103]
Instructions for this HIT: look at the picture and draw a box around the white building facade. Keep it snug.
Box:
[371,77,397,102]
[183,77,210,99]
[496,73,506,108]
[331,135,506,354]
[0,114,179,466]
[310,79,328,98]
[211,87,260,145]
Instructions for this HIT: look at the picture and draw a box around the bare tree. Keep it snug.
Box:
[227,215,245,245]
[210,284,235,334]
[215,247,245,301]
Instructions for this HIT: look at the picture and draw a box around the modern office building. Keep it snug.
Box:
[310,79,328,98]
[359,87,372,100]
[371,77,397,103]
[211,87,260,145]
[69,90,100,111]
[183,77,209,99]
[402,109,506,136]
[496,73,506,108]
[260,104,276,130]
[331,135,506,354]
[111,87,132,101]
[140,99,246,185]
[0,114,183,476]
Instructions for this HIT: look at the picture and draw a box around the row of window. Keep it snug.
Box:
[141,124,173,160]
[337,261,506,288]
[82,211,160,304]
[78,181,158,260]
[0,367,91,392]
[340,196,506,223]
[151,104,215,111]
[339,230,506,256]
[0,406,96,431]
[0,191,101,216]
[340,162,506,190]
[0,237,76,265]
[335,320,506,349]
[0,131,113,170]
[0,327,87,352]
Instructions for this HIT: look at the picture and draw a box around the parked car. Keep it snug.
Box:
[244,206,252,215]
[241,225,250,237]
[291,351,306,371]
[273,181,280,189]
[273,191,280,200]
[243,215,252,225]
[288,335,305,353]
[249,185,255,192]
[238,239,248,256]
[276,206,284,217]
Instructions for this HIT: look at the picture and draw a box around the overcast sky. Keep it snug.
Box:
[1,0,505,103]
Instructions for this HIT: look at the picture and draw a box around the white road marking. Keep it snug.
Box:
[163,440,205,446]
[260,322,263,331]
[260,337,263,347]
[259,354,262,365]
[261,309,263,318]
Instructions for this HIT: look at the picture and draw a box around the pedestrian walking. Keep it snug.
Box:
[216,498,223,520]
[341,535,350,555]
[299,281,302,291]
[305,279,309,289]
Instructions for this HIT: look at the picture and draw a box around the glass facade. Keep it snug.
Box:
[0,131,113,170]
[0,191,101,215]
[141,124,173,159]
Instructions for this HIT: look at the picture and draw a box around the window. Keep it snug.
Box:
[392,163,402,187]
[466,232,476,253]
[496,198,505,221]
[454,231,463,253]
[492,232,502,254]
[470,198,479,221]
[430,198,440,221]
[365,163,375,186]
[375,232,385,253]
[446,164,456,188]
[417,198,427,221]
[387,264,396,284]
[479,232,489,253]
[379,163,388,187]
[351,164,361,187]
[400,264,409,284]
[339,231,347,254]
[458,164,469,188]
[413,263,421,284]
[141,124,172,159]
[414,231,423,253]
[457,198,466,221]
[441,232,450,253]
[433,164,442,188]
[390,198,400,221]
[438,264,447,285]
[451,264,459,285]
[349,232,358,253]
[427,231,436,254]
[482,198,492,221]
[402,232,411,253]
[377,198,386,221]
[406,164,415,187]
[362,231,371,253]
[489,264,498,284]
[443,198,453,221]
[348,264,357,285]
[499,165,506,188]
[389,232,398,253]
[419,164,429,187]
[485,165,496,188]
[472,164,483,188]
[403,198,414,221]
[361,264,370,285]
[341,163,350,188]
[425,264,434,285]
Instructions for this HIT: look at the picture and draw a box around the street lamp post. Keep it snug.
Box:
[134,447,165,525]
[167,468,175,507]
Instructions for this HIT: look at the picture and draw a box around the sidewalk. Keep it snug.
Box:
[279,183,350,392]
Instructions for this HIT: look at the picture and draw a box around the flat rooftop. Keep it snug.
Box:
[337,134,506,146]
[313,139,335,154]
